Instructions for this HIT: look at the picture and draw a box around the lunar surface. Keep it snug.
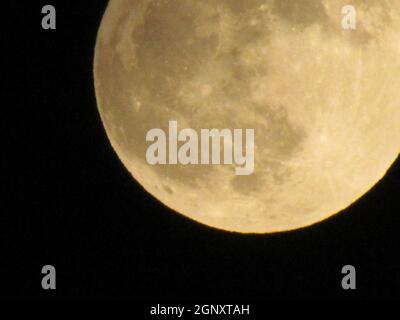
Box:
[94,0,400,233]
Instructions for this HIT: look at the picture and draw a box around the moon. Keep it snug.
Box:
[94,0,400,233]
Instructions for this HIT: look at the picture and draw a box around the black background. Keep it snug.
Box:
[2,1,399,300]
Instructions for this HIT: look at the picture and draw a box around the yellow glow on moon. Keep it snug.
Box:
[94,0,400,233]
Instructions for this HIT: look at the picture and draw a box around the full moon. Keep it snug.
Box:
[94,0,400,233]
